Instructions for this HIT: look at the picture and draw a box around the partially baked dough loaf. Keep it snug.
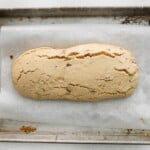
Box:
[12,43,139,101]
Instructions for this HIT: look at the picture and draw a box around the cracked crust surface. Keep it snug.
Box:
[12,43,139,101]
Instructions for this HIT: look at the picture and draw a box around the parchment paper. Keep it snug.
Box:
[0,25,150,129]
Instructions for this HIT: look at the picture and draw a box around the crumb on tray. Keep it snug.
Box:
[20,125,36,134]
[9,55,14,60]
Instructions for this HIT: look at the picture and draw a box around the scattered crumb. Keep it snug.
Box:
[122,17,131,24]
[121,16,146,24]
[9,55,14,60]
[97,131,101,135]
[19,17,23,21]
[20,125,36,134]
[66,63,72,67]
[127,129,133,134]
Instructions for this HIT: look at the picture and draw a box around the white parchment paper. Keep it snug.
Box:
[0,25,150,129]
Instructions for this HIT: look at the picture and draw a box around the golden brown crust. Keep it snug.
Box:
[12,43,139,101]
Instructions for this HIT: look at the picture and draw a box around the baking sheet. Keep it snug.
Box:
[0,24,150,130]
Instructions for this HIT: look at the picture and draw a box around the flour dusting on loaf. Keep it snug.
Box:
[12,43,139,101]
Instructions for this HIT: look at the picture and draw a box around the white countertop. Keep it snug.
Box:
[1,143,150,150]
[0,0,149,8]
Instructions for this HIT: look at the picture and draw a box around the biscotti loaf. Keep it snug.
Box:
[12,43,139,101]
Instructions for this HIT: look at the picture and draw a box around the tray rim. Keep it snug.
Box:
[0,6,150,17]
[1,119,150,144]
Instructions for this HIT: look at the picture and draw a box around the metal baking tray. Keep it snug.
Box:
[0,3,150,144]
